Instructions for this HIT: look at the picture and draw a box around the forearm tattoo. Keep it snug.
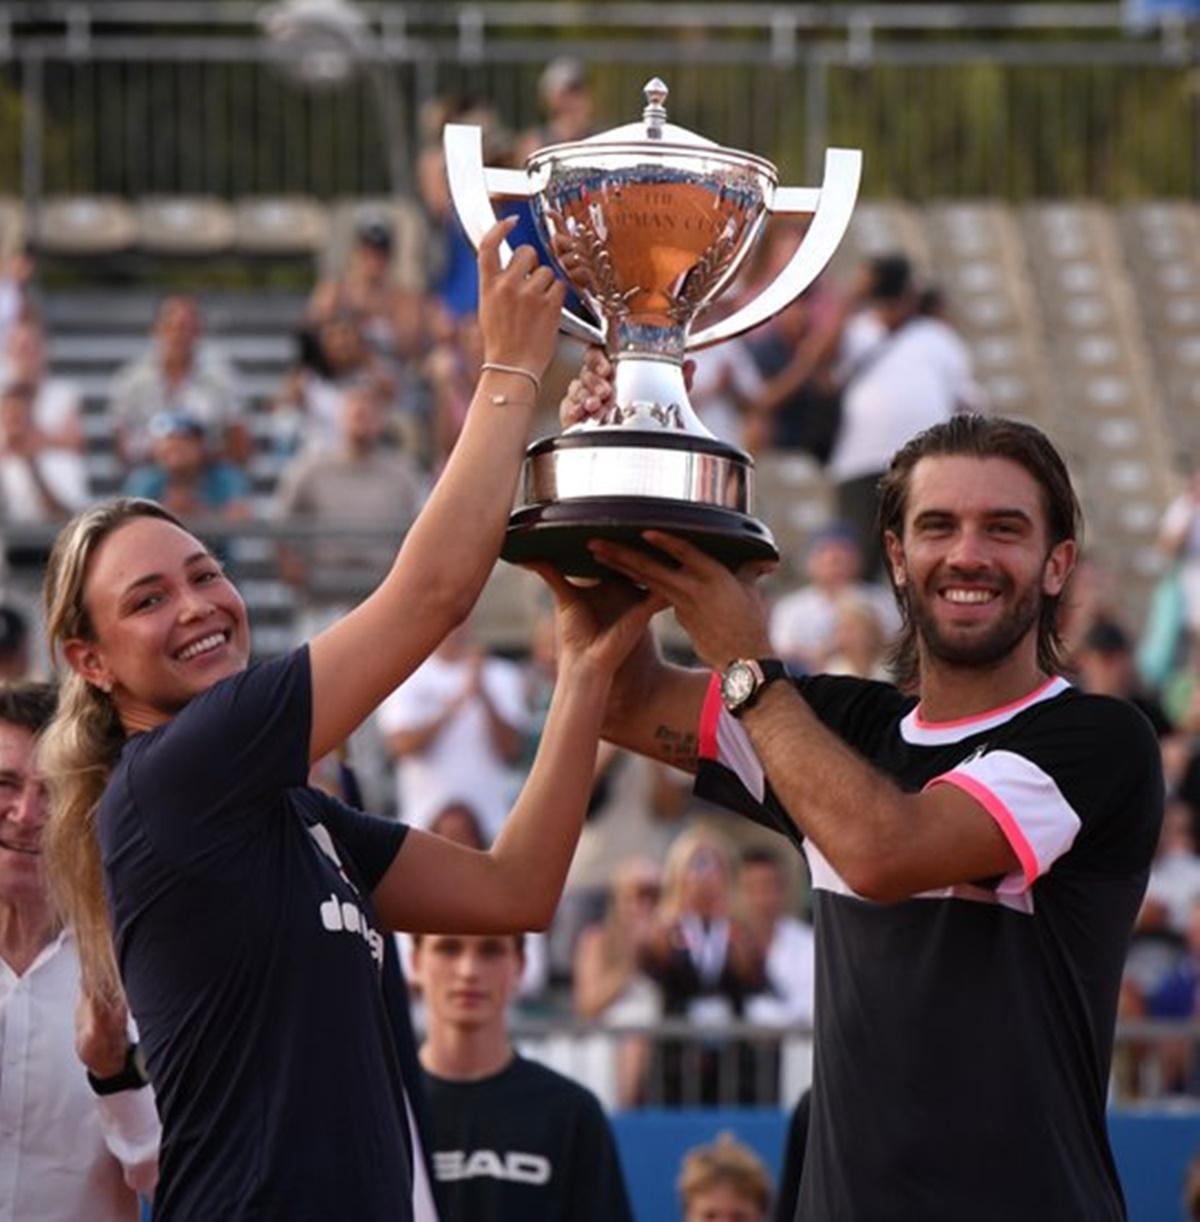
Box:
[654,723,698,772]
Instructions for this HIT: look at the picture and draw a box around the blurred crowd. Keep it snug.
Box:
[0,55,1198,1115]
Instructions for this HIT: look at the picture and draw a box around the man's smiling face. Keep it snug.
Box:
[0,723,48,907]
[887,454,1074,674]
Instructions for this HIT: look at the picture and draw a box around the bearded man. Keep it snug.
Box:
[553,382,1162,1222]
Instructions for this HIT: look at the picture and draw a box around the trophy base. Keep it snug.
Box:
[502,498,779,579]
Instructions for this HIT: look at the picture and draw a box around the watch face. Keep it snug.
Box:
[722,662,757,708]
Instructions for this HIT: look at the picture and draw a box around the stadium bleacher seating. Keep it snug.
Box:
[1020,202,1175,608]
[18,195,1196,653]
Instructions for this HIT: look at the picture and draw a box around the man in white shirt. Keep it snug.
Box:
[827,256,981,575]
[769,521,900,674]
[377,619,528,837]
[109,295,247,469]
[738,847,815,1028]
[0,682,159,1221]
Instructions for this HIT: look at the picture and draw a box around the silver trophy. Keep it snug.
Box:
[445,78,861,576]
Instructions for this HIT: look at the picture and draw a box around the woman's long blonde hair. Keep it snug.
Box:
[40,498,184,1004]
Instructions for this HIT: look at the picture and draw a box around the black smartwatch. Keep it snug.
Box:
[87,1042,150,1096]
[720,658,788,718]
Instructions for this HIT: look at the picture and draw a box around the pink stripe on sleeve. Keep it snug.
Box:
[699,673,723,761]
[924,769,1040,890]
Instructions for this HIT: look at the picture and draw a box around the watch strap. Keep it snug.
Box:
[745,657,787,711]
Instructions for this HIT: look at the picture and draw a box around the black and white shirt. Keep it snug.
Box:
[423,1055,633,1222]
[696,672,1163,1222]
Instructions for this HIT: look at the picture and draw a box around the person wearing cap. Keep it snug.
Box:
[1073,616,1173,737]
[123,411,251,531]
[308,213,427,376]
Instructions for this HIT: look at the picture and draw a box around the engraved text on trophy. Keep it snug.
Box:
[535,165,769,361]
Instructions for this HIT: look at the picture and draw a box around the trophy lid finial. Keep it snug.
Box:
[642,78,669,139]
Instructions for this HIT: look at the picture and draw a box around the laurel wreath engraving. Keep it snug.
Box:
[566,220,641,320]
[665,227,740,325]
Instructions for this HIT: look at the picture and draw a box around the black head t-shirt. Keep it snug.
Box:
[98,647,411,1221]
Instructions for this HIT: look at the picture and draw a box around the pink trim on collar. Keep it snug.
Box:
[913,676,1060,731]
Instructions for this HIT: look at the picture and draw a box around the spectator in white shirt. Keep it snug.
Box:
[0,681,159,1221]
[687,340,764,448]
[0,382,89,525]
[738,846,815,1028]
[769,521,899,675]
[377,618,528,837]
[827,257,981,575]
[109,296,248,469]
[1,317,85,452]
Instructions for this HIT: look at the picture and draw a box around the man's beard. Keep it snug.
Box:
[902,577,1043,672]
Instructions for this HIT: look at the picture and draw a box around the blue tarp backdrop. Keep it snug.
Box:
[611,1108,1200,1222]
[133,1106,1200,1220]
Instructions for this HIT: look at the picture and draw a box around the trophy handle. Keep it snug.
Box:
[686,148,862,353]
[443,124,606,347]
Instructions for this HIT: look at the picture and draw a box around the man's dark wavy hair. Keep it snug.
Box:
[877,414,1082,691]
[0,681,56,736]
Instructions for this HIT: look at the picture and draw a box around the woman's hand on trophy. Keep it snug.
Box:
[561,349,696,428]
[561,348,615,428]
[526,561,666,680]
[478,216,566,383]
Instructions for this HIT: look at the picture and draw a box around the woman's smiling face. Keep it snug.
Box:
[66,516,251,732]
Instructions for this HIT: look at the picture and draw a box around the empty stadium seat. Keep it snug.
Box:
[137,196,236,254]
[234,196,330,255]
[35,196,137,255]
[1117,201,1200,458]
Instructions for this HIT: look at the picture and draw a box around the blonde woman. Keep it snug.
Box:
[642,827,766,1105]
[38,220,663,1222]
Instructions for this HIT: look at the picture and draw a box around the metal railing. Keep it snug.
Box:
[508,1018,815,1111]
[497,1016,1200,1109]
[0,4,1196,206]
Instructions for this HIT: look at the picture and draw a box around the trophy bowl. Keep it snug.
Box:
[445,79,862,578]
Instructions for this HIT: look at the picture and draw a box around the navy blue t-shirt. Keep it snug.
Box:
[98,647,411,1220]
[423,1055,634,1222]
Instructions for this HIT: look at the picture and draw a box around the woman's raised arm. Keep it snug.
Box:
[307,219,565,763]
[370,566,666,935]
